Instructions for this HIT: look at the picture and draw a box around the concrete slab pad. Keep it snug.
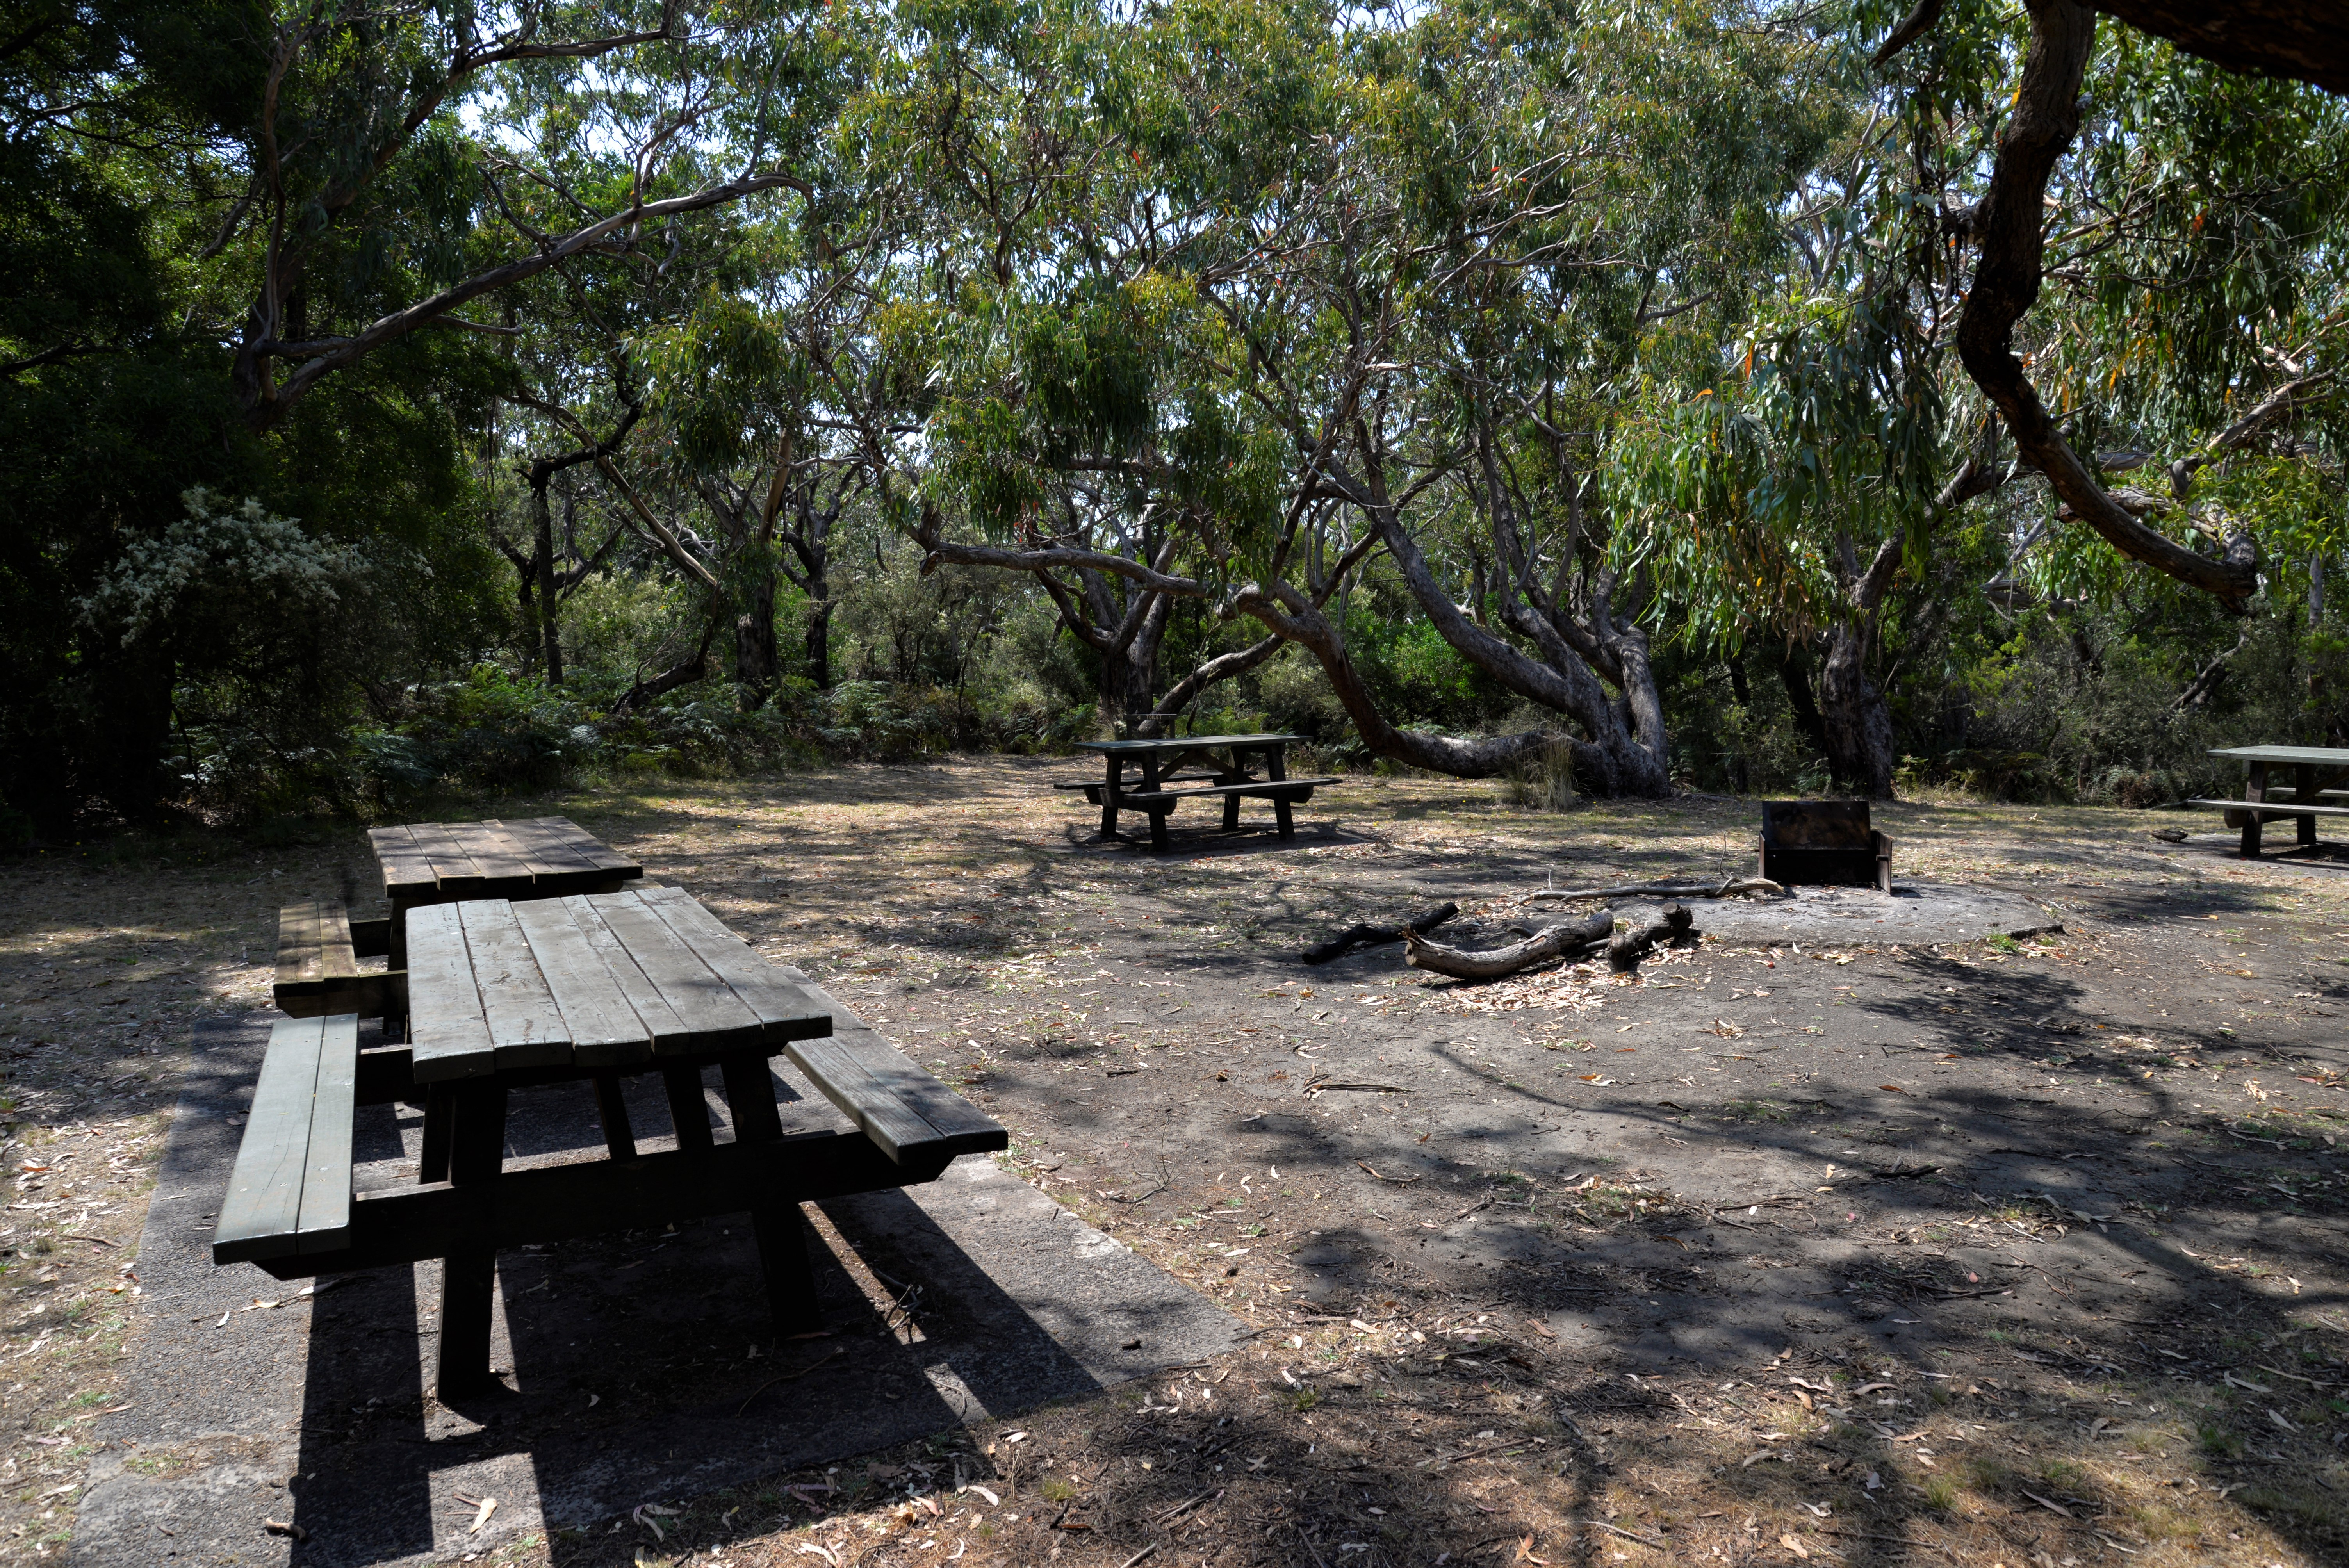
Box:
[74,1019,1245,1568]
[1613,880,2058,947]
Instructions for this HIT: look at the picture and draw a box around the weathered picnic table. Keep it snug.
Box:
[1064,733,1339,851]
[2186,744,2349,858]
[216,884,1006,1395]
[273,816,641,1035]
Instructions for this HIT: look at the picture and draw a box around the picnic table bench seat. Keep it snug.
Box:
[1052,773,1224,804]
[1117,775,1341,807]
[2201,744,2349,857]
[2184,798,2349,822]
[215,896,1006,1282]
[214,1014,361,1263]
[275,900,405,1021]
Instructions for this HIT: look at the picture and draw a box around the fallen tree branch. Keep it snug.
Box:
[1302,902,1458,964]
[1529,877,1781,902]
[1403,907,1613,980]
[1609,903,1697,973]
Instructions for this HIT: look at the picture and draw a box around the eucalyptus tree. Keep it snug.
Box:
[1100,0,1846,789]
[1601,0,2347,795]
[1869,0,2347,617]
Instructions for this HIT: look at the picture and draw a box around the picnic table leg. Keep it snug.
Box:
[719,1055,822,1337]
[2296,764,2319,848]
[1098,758,1121,839]
[2242,762,2267,859]
[662,1062,715,1154]
[1268,746,1295,840]
[1220,747,1244,831]
[420,1082,456,1183]
[386,896,413,1043]
[1141,752,1169,852]
[436,1080,507,1397]
[591,1071,636,1161]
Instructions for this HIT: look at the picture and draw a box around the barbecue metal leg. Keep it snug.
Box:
[435,1081,507,1398]
[720,1055,823,1337]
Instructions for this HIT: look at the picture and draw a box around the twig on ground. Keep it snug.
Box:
[735,1347,844,1415]
[1148,1490,1218,1523]
[1576,1519,1667,1548]
[1356,1160,1419,1183]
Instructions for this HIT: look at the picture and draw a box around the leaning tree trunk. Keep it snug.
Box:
[1818,624,1896,798]
[734,593,779,707]
[804,595,833,690]
[529,479,564,686]
[1120,592,1173,733]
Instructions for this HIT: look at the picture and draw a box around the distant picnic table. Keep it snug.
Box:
[1062,732,1339,851]
[223,821,1006,1396]
[2190,744,2349,858]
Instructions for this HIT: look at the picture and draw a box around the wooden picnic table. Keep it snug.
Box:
[2190,745,2349,858]
[366,816,641,966]
[216,884,1005,1396]
[1066,732,1340,851]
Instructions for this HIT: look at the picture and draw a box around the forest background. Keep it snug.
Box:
[4,0,2345,837]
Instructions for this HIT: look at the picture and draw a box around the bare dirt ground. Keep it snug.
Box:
[6,757,2348,1566]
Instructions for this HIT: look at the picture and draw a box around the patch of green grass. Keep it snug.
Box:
[2196,1423,2244,1459]
[2037,1458,2088,1491]
[1039,1477,1076,1504]
[1719,1099,1791,1123]
[1921,1476,1959,1510]
[1287,1387,1321,1412]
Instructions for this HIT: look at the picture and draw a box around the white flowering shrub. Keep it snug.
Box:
[76,487,356,646]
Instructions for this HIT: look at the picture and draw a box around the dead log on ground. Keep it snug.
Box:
[1402,906,1614,981]
[1608,903,1696,973]
[1302,902,1459,965]
[1529,876,1781,902]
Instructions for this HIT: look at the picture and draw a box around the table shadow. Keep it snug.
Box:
[281,1068,1142,1566]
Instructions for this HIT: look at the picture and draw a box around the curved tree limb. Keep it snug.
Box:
[1951,0,2259,606]
[239,171,811,429]
[1403,906,1615,980]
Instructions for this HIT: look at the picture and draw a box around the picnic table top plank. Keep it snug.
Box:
[453,821,540,885]
[402,821,491,895]
[368,817,642,900]
[527,815,640,875]
[637,886,832,1042]
[2209,744,2349,766]
[295,1016,359,1254]
[1075,732,1301,755]
[367,824,442,897]
[456,900,574,1071]
[490,816,607,878]
[405,903,500,1082]
[559,893,697,1061]
[589,889,767,1052]
[213,1016,328,1262]
[512,898,654,1066]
